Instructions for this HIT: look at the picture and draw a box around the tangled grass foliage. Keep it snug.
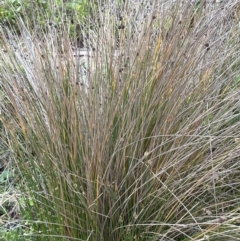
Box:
[1,0,240,240]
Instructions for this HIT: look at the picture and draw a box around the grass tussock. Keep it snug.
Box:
[1,0,240,240]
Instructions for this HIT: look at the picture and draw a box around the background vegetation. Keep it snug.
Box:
[1,0,240,240]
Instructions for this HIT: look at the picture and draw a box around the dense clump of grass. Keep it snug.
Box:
[1,0,240,240]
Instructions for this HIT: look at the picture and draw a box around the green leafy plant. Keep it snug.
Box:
[0,0,94,37]
[0,170,13,184]
[0,0,47,28]
[1,0,240,240]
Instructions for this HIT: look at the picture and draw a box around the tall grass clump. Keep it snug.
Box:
[1,0,240,240]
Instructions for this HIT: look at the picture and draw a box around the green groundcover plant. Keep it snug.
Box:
[0,0,92,38]
[1,0,240,240]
